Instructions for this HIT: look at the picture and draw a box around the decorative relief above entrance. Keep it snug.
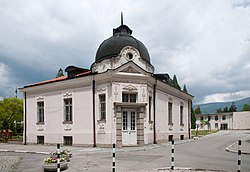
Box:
[37,96,44,102]
[63,92,72,98]
[123,84,137,92]
[97,88,106,93]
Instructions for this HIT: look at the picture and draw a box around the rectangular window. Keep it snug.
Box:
[64,98,72,122]
[168,102,173,125]
[149,96,152,121]
[215,116,218,121]
[180,135,184,140]
[180,105,184,126]
[168,135,173,141]
[122,93,137,103]
[122,111,128,130]
[99,94,106,120]
[215,123,218,128]
[37,136,44,144]
[208,116,211,121]
[130,94,137,103]
[64,136,73,146]
[131,111,136,131]
[37,101,44,123]
[222,115,226,120]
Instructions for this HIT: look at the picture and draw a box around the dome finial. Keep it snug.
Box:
[121,11,123,25]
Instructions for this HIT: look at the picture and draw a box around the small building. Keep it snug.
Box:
[19,21,193,147]
[195,111,250,130]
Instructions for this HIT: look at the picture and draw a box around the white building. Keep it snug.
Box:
[19,22,193,147]
[195,111,250,130]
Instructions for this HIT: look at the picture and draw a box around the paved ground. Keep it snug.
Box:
[0,130,249,172]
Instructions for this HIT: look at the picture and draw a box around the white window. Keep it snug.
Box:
[168,102,173,125]
[180,105,184,126]
[149,96,152,121]
[37,101,44,123]
[64,136,72,146]
[37,136,44,144]
[99,94,106,120]
[64,98,72,122]
[122,93,137,103]
[122,111,128,130]
[215,116,218,121]
[222,115,226,120]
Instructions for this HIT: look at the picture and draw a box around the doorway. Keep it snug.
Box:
[220,123,228,130]
[122,110,137,146]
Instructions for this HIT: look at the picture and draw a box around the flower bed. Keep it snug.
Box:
[43,157,68,171]
[49,149,72,161]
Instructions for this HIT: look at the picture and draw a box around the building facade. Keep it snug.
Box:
[20,23,193,147]
[195,111,250,130]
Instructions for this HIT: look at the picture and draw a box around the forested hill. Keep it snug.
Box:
[193,97,250,114]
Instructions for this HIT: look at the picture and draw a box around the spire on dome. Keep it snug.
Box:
[113,12,132,35]
[121,11,123,25]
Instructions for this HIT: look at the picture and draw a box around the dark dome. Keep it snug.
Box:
[95,25,150,63]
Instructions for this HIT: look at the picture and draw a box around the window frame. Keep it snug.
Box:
[122,92,137,103]
[37,101,44,123]
[37,136,44,144]
[215,115,218,121]
[99,94,106,120]
[180,105,184,126]
[149,96,152,122]
[168,102,173,125]
[64,98,73,123]
[63,136,73,146]
[222,115,226,120]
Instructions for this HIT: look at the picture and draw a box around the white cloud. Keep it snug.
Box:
[200,90,250,104]
[0,0,250,103]
[0,63,17,98]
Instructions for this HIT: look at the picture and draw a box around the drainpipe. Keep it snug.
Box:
[188,100,192,139]
[92,79,96,147]
[24,92,27,145]
[153,83,156,144]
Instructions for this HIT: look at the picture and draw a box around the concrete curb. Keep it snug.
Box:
[225,135,250,155]
[130,167,231,172]
[158,167,230,172]
[0,149,50,155]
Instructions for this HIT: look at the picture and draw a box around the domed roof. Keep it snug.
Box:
[95,24,150,63]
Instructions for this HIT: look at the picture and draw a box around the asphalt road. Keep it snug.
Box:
[1,130,250,172]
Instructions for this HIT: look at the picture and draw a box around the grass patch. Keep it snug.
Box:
[191,130,219,137]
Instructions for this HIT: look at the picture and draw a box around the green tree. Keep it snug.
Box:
[183,84,188,94]
[191,107,196,129]
[242,104,250,111]
[0,98,23,137]
[56,68,64,78]
[194,106,202,114]
[216,108,222,113]
[223,106,228,112]
[170,75,181,90]
[242,100,250,111]
[201,120,210,131]
[229,102,237,112]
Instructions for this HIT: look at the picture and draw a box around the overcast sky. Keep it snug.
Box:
[0,0,250,104]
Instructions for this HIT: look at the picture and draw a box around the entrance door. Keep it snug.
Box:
[221,123,228,130]
[122,111,137,146]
